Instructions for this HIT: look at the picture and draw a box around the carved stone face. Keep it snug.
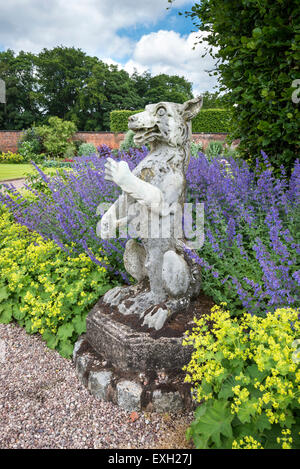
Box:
[128,97,203,148]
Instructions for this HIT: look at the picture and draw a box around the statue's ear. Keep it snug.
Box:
[182,96,203,120]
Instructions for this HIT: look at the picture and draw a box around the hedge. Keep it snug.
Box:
[110,110,143,133]
[110,108,232,133]
[192,108,233,133]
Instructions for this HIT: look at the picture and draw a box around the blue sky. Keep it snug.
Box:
[0,1,218,95]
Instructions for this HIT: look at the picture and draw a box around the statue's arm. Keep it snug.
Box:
[104,158,163,210]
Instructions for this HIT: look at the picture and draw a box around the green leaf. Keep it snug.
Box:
[42,330,59,349]
[58,339,74,358]
[12,304,25,321]
[72,315,86,335]
[0,306,12,324]
[190,400,233,448]
[0,286,9,302]
[218,376,236,400]
[57,323,74,340]
[256,413,272,432]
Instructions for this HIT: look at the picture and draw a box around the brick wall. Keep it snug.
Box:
[0,130,237,153]
[0,131,23,152]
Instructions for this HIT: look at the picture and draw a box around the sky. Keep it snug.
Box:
[0,0,219,96]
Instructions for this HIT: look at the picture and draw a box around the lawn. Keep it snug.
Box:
[0,164,36,181]
[0,163,73,182]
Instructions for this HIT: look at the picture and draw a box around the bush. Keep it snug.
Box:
[110,110,143,133]
[18,140,45,163]
[183,304,300,449]
[35,116,77,158]
[0,151,24,164]
[206,140,224,159]
[110,108,232,133]
[0,209,112,358]
[185,153,299,315]
[18,127,43,154]
[185,0,300,173]
[78,142,97,156]
[190,141,203,158]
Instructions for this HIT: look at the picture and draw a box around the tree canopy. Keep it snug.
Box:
[0,46,194,131]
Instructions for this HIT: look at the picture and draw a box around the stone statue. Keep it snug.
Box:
[96,97,203,330]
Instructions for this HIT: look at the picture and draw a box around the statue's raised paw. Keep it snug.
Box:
[104,158,131,186]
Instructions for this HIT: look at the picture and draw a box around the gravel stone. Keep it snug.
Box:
[0,323,193,449]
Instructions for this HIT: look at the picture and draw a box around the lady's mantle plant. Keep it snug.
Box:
[183,304,300,449]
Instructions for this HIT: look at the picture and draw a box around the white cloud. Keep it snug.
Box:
[0,1,218,94]
[124,30,219,95]
[0,0,192,58]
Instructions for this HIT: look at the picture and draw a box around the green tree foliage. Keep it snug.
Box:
[178,0,300,172]
[0,47,195,131]
[201,91,230,109]
[0,50,41,129]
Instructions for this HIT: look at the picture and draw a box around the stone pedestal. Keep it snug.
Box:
[73,299,195,413]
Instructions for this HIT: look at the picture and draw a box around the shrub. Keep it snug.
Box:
[110,108,232,133]
[78,142,97,156]
[18,140,45,163]
[185,0,300,173]
[0,151,24,164]
[0,209,112,358]
[35,116,77,158]
[63,144,75,160]
[183,304,300,449]
[185,153,299,315]
[190,141,203,158]
[206,140,224,159]
[18,126,43,155]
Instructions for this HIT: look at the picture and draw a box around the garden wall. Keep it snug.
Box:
[0,130,236,153]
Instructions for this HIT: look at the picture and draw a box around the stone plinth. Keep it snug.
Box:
[73,299,195,413]
[86,299,192,372]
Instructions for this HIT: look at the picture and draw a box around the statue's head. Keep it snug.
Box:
[128,96,203,148]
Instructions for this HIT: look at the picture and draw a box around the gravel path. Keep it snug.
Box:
[0,179,26,192]
[0,323,193,449]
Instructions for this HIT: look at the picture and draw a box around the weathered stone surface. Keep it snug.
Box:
[162,250,190,297]
[75,354,91,386]
[86,302,193,372]
[152,390,183,413]
[123,239,147,282]
[72,336,84,363]
[96,97,203,330]
[116,380,143,412]
[88,370,112,400]
[73,336,194,413]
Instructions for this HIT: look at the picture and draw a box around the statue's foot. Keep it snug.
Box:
[142,306,170,330]
[118,290,156,316]
[103,283,141,307]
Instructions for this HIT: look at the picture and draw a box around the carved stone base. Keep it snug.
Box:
[73,299,196,413]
